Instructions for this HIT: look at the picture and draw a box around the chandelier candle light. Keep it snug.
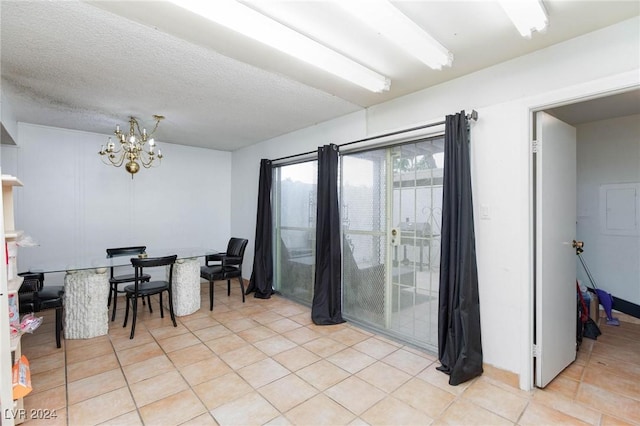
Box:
[99,115,164,178]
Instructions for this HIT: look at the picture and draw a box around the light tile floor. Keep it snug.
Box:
[17,282,640,425]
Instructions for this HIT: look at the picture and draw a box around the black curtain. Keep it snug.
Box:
[437,111,483,385]
[311,144,345,325]
[246,159,274,299]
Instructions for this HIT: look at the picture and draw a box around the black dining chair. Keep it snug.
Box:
[106,246,151,322]
[123,255,178,339]
[200,238,248,310]
[17,272,64,348]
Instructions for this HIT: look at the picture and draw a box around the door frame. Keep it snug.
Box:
[522,72,639,390]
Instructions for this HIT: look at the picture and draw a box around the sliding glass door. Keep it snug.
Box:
[341,138,444,349]
[272,137,444,349]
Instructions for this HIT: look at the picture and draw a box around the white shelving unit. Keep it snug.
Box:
[1,174,24,426]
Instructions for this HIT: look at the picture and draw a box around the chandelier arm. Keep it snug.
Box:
[100,156,114,167]
[142,157,161,168]
[138,151,156,168]
[101,151,126,168]
[112,151,128,167]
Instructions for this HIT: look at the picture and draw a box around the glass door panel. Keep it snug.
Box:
[341,137,444,350]
[389,141,443,348]
[273,161,317,305]
[341,151,387,327]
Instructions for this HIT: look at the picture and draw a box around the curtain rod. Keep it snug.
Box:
[271,109,478,163]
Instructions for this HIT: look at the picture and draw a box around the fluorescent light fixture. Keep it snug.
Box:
[169,0,391,93]
[338,0,453,70]
[499,0,548,38]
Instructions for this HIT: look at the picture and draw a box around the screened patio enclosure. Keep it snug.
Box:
[273,137,444,350]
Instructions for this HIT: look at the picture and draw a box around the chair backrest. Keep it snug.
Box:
[130,255,178,287]
[18,272,45,293]
[227,238,248,259]
[106,246,147,258]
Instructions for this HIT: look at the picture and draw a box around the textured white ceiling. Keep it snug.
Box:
[1,1,362,150]
[1,1,639,151]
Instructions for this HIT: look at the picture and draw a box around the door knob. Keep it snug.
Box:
[391,228,400,246]
[572,240,584,254]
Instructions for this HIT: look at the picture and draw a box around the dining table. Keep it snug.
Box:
[27,247,218,339]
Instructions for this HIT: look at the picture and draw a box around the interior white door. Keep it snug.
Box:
[535,111,578,388]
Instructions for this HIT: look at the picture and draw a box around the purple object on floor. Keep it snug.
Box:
[595,289,620,326]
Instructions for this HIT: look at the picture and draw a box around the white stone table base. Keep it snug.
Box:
[169,258,201,316]
[62,259,202,339]
[64,269,109,339]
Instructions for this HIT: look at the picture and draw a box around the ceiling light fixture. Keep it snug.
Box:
[99,115,164,178]
[499,0,548,38]
[338,0,453,70]
[168,0,391,93]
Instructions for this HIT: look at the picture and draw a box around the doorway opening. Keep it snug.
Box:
[531,88,640,388]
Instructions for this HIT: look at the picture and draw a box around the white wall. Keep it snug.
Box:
[1,91,19,147]
[1,123,232,285]
[576,114,640,304]
[231,17,640,389]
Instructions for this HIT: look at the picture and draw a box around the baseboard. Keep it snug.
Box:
[612,296,640,319]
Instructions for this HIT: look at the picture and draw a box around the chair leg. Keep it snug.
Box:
[238,276,245,303]
[209,280,214,311]
[123,294,130,328]
[167,289,177,327]
[107,284,113,307]
[129,295,138,339]
[159,293,164,318]
[227,280,231,296]
[111,288,118,322]
[55,306,62,348]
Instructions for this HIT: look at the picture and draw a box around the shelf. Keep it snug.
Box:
[2,173,23,426]
[7,277,23,293]
[10,334,20,352]
[1,176,23,187]
[5,230,23,240]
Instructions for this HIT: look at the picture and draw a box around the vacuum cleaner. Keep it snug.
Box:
[576,244,620,326]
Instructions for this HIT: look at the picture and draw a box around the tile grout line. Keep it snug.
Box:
[108,320,144,426]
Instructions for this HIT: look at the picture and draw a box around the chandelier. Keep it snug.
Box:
[99,115,164,178]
